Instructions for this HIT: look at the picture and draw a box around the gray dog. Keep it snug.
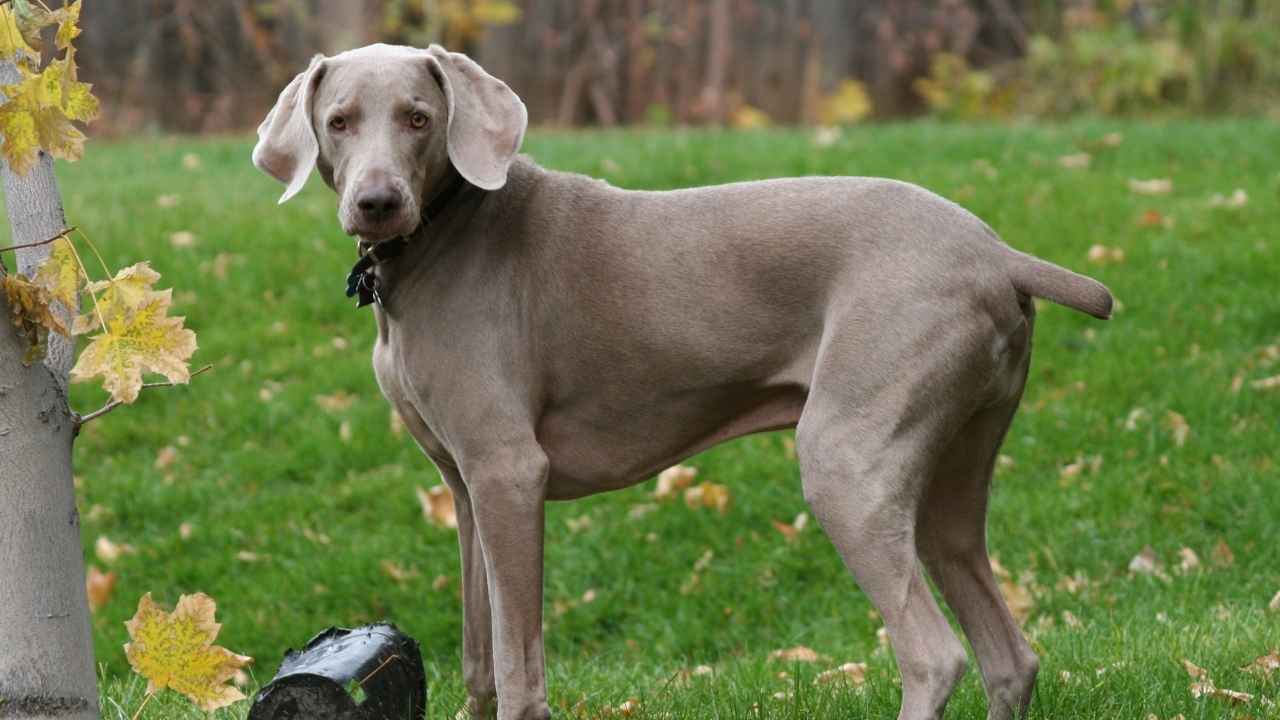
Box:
[253,44,1112,720]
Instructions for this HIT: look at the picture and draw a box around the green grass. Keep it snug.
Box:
[6,120,1278,718]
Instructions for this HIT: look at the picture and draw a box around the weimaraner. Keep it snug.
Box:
[253,44,1112,720]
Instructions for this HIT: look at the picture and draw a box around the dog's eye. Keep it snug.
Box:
[410,111,429,129]
[329,115,347,132]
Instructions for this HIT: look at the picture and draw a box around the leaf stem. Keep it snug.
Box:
[0,225,77,255]
[129,690,153,720]
[75,364,213,430]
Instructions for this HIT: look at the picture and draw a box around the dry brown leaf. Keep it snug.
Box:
[565,515,592,533]
[684,482,730,514]
[86,565,116,613]
[389,408,405,436]
[771,512,808,542]
[380,560,419,583]
[1164,411,1190,448]
[416,484,457,529]
[814,662,867,686]
[769,646,829,664]
[169,231,197,249]
[1061,610,1082,629]
[1086,244,1125,265]
[1137,209,1171,228]
[95,535,134,564]
[154,445,178,470]
[1128,546,1168,580]
[1242,650,1280,678]
[1208,189,1248,209]
[655,465,697,500]
[1211,539,1235,568]
[1250,375,1280,391]
[1128,178,1173,195]
[314,391,355,412]
[999,577,1034,625]
[1177,547,1200,573]
[1269,590,1280,612]
[1058,153,1091,169]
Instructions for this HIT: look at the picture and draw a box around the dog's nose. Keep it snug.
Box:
[356,188,403,222]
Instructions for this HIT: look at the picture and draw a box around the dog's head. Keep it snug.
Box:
[252,44,527,242]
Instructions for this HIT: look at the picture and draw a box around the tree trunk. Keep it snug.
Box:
[0,57,99,719]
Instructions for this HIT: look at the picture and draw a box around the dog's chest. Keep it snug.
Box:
[370,332,452,463]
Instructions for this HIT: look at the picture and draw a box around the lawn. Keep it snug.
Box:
[8,119,1278,718]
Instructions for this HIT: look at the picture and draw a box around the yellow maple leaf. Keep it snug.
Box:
[74,261,162,334]
[0,56,99,175]
[70,288,197,404]
[0,6,40,66]
[32,235,81,309]
[54,0,81,51]
[124,593,252,712]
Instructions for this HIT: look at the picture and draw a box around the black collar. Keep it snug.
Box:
[345,168,471,308]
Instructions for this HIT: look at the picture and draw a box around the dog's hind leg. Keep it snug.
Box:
[798,406,969,720]
[917,399,1039,720]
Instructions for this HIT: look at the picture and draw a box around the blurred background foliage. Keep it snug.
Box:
[76,0,1279,133]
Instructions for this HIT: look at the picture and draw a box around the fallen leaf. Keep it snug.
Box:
[684,482,731,514]
[655,465,697,501]
[1137,209,1171,228]
[86,565,117,613]
[431,574,450,592]
[565,515,592,533]
[181,153,201,170]
[1211,539,1234,568]
[771,512,808,542]
[154,445,178,470]
[1128,178,1173,195]
[1058,153,1091,169]
[1177,547,1200,573]
[1249,375,1280,391]
[998,577,1034,625]
[124,592,253,711]
[95,536,134,564]
[1061,610,1083,629]
[1128,546,1167,579]
[1183,658,1209,681]
[815,662,867,686]
[1208,189,1248,208]
[156,194,179,208]
[338,420,352,443]
[769,646,829,664]
[416,484,457,529]
[812,126,841,148]
[314,391,355,412]
[168,231,197,248]
[1164,410,1190,447]
[1269,590,1280,612]
[389,408,405,436]
[1086,244,1125,265]
[1242,650,1280,678]
[234,551,260,563]
[380,560,418,583]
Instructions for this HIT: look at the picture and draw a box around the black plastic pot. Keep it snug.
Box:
[248,623,426,720]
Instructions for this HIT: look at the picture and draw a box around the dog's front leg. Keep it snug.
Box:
[465,449,550,720]
[441,465,499,718]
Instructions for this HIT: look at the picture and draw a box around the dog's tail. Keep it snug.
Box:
[1001,246,1114,320]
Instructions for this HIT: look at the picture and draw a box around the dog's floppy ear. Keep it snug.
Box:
[252,55,326,204]
[425,45,528,191]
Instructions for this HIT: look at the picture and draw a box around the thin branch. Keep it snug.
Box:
[74,364,213,429]
[0,226,77,255]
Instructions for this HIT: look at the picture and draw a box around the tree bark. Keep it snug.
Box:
[0,57,99,720]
